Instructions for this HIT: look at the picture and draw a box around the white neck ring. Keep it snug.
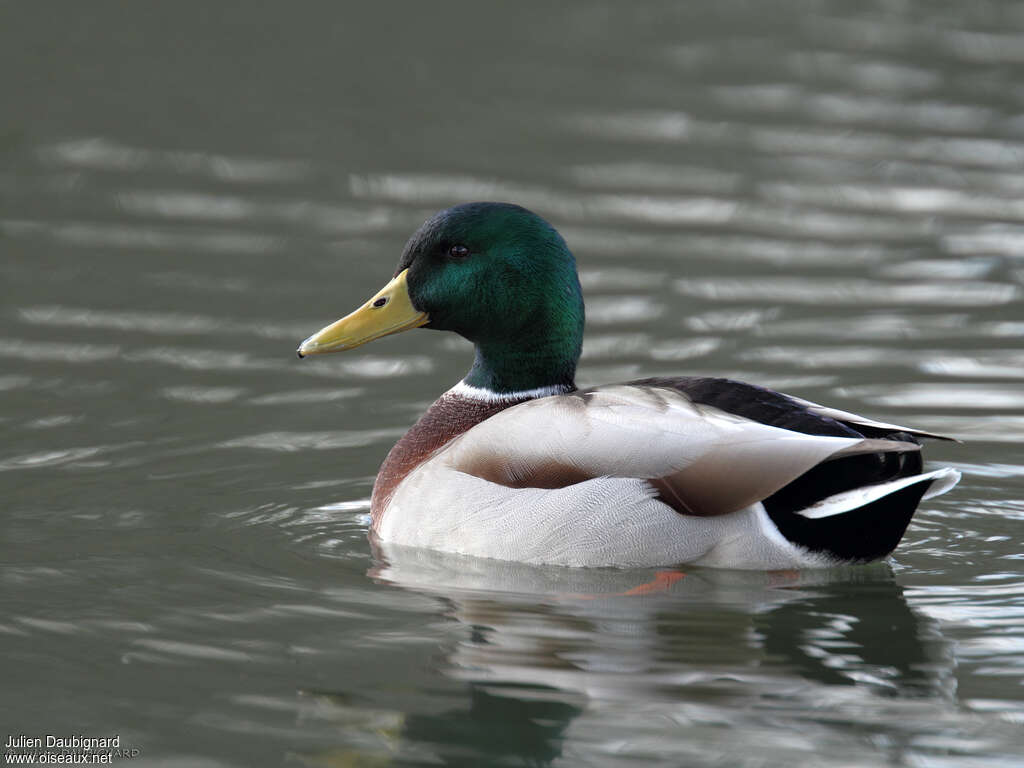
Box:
[447,380,572,403]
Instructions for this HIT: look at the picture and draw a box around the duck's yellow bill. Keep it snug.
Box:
[296,269,429,357]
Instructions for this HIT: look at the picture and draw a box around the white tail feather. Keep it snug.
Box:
[922,467,962,499]
[796,468,961,520]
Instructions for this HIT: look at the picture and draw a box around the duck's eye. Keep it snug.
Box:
[448,244,470,259]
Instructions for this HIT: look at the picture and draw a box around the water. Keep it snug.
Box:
[2,1,1023,765]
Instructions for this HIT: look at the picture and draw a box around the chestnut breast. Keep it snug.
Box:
[370,393,530,524]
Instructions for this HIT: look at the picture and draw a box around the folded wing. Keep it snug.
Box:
[439,384,921,517]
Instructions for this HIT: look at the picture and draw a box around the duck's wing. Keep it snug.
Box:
[786,396,958,442]
[630,376,958,442]
[438,382,922,518]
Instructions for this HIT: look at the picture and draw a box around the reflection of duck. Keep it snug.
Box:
[755,578,954,697]
[368,546,953,767]
[299,202,959,568]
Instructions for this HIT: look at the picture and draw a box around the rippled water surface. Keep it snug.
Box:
[3,1,1024,765]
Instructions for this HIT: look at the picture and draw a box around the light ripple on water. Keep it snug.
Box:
[0,445,134,472]
[951,463,1024,480]
[160,386,246,404]
[220,429,403,452]
[760,129,1024,172]
[145,271,250,293]
[764,181,1024,222]
[686,307,781,332]
[295,355,434,379]
[574,109,1024,173]
[0,375,33,391]
[16,617,82,635]
[569,229,891,265]
[908,416,1024,443]
[922,354,1024,380]
[246,388,364,405]
[783,51,940,93]
[577,267,667,290]
[21,305,223,335]
[116,189,395,235]
[0,338,120,363]
[674,277,1018,306]
[648,338,721,361]
[19,305,316,342]
[759,313,976,341]
[944,227,1024,258]
[880,258,996,280]
[125,347,277,372]
[585,295,665,325]
[579,333,652,360]
[941,28,1024,64]
[129,638,261,664]
[350,171,545,207]
[837,383,1024,410]
[23,414,78,429]
[313,499,371,514]
[675,235,892,265]
[39,137,312,183]
[710,85,993,133]
[742,345,951,368]
[2,219,285,255]
[569,162,740,194]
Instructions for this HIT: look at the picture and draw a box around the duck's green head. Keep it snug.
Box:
[298,202,584,394]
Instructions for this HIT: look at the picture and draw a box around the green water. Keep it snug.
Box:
[2,1,1023,765]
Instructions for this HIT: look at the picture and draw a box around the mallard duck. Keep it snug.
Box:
[298,202,959,569]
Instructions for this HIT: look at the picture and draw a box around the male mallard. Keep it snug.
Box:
[298,202,959,569]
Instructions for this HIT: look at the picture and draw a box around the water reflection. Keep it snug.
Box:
[368,545,957,766]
